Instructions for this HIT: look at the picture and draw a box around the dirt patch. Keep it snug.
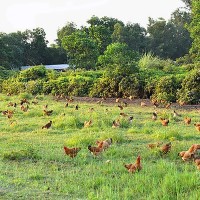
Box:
[55,96,200,110]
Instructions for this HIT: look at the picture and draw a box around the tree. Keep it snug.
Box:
[26,28,49,65]
[147,15,192,60]
[187,0,200,62]
[0,32,27,69]
[98,42,139,76]
[57,22,77,46]
[62,31,99,69]
[87,16,123,54]
[181,0,192,10]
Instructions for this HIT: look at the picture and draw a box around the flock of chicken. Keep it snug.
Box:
[2,95,200,173]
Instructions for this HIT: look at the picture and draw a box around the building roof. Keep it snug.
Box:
[21,64,69,70]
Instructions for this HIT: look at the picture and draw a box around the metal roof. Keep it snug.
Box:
[21,64,69,70]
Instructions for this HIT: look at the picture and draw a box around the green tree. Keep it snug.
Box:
[57,22,77,46]
[87,16,123,54]
[98,42,139,76]
[62,31,99,69]
[147,15,191,59]
[187,0,200,62]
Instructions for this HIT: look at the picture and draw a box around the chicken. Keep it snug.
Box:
[152,112,157,120]
[88,141,104,156]
[184,117,191,125]
[2,110,8,116]
[128,96,134,101]
[129,116,133,123]
[151,99,159,108]
[32,100,38,105]
[194,158,200,170]
[75,104,79,110]
[118,105,123,110]
[42,120,52,129]
[89,107,94,112]
[65,103,69,107]
[165,102,172,109]
[21,105,29,112]
[141,102,147,107]
[160,118,169,126]
[63,146,81,158]
[123,101,128,107]
[160,142,171,154]
[120,112,127,117]
[116,98,120,103]
[84,120,92,128]
[173,110,181,117]
[148,142,163,149]
[96,138,113,150]
[43,110,53,116]
[20,98,29,105]
[112,119,120,128]
[179,145,196,161]
[194,123,200,132]
[124,155,142,173]
[7,102,14,107]
[179,144,200,161]
[43,104,48,109]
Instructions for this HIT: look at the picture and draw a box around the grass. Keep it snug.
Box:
[0,94,200,199]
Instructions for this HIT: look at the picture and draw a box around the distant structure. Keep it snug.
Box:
[21,64,69,71]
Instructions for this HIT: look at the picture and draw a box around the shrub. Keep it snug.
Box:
[151,75,181,102]
[18,65,47,82]
[177,68,200,104]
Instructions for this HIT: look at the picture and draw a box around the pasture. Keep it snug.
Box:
[0,94,200,200]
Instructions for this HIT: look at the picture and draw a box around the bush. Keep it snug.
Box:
[138,53,172,70]
[177,68,200,104]
[18,65,47,82]
[151,75,181,102]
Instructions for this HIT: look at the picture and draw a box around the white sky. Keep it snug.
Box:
[1,0,185,44]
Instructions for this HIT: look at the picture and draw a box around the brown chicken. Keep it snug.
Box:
[21,105,29,112]
[118,105,123,110]
[116,98,120,103]
[194,123,200,131]
[141,102,147,107]
[20,98,29,105]
[112,119,120,128]
[96,138,113,150]
[120,112,128,117]
[42,120,52,129]
[84,120,92,128]
[165,102,172,109]
[194,158,200,170]
[124,155,142,173]
[43,104,48,109]
[2,110,8,116]
[179,145,196,161]
[148,142,163,149]
[88,141,104,156]
[160,142,171,154]
[63,146,81,158]
[184,117,191,125]
[160,118,169,126]
[43,110,53,116]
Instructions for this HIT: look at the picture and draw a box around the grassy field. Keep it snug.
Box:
[0,94,200,200]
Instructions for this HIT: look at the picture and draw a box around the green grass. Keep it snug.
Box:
[0,94,200,200]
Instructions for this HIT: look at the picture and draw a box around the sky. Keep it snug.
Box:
[1,0,185,44]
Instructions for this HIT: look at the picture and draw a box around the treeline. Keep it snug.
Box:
[1,57,199,104]
[0,6,192,69]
